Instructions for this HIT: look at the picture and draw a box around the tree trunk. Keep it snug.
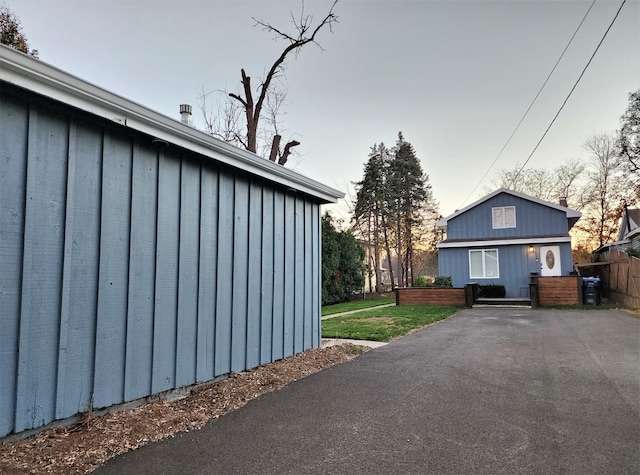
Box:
[367,212,373,293]
[278,140,300,166]
[239,69,257,153]
[396,212,403,287]
[381,213,395,289]
[269,134,281,162]
[374,207,383,293]
[407,221,414,286]
[404,241,413,287]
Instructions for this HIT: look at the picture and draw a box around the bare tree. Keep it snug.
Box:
[489,159,586,209]
[553,158,587,208]
[618,89,640,173]
[202,1,338,166]
[488,164,556,200]
[577,133,635,249]
[200,87,244,144]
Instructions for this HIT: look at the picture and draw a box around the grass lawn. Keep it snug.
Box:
[321,297,396,316]
[321,305,460,341]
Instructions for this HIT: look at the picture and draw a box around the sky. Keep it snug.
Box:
[10,0,640,222]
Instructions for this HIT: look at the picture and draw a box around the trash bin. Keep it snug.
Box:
[582,277,601,305]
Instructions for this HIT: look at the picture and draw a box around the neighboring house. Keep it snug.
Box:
[595,207,640,254]
[616,207,640,252]
[617,207,640,241]
[436,188,581,297]
[355,238,391,293]
[0,45,342,437]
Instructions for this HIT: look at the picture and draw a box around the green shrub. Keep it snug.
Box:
[413,276,433,287]
[627,247,640,259]
[433,276,453,288]
[322,213,365,305]
[478,284,505,298]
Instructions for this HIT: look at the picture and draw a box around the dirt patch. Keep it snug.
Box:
[358,316,394,324]
[0,344,366,474]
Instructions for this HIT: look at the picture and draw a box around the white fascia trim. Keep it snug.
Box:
[437,236,571,249]
[625,226,640,240]
[0,46,343,203]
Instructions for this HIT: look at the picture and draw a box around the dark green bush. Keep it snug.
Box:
[433,276,453,288]
[478,284,505,298]
[322,213,365,305]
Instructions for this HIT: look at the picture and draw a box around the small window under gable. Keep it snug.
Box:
[492,206,516,229]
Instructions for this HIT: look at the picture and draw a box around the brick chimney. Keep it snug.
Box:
[559,197,568,208]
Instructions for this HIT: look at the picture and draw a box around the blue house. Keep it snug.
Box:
[436,189,581,298]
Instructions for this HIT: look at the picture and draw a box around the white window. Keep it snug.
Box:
[492,206,516,229]
[469,249,499,279]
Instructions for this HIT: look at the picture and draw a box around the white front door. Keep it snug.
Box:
[540,245,561,276]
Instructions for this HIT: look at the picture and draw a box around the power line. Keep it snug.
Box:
[458,0,597,208]
[509,0,628,188]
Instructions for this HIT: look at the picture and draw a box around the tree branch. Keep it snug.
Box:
[269,134,282,162]
[252,1,338,139]
[205,1,339,163]
[229,93,247,108]
[279,140,300,165]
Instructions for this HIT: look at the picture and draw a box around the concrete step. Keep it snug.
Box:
[474,297,532,308]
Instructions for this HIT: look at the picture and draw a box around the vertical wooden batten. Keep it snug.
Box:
[0,45,342,437]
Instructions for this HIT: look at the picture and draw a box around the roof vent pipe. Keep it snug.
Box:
[179,104,192,126]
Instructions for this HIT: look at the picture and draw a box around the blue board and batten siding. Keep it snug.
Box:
[437,190,579,298]
[439,243,573,296]
[0,85,324,437]
[445,193,569,240]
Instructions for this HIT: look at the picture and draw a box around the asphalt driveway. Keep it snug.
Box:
[97,309,640,474]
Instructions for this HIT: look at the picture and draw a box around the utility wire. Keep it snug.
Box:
[458,0,597,208]
[508,0,627,188]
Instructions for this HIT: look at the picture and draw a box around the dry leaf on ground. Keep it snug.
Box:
[0,343,366,475]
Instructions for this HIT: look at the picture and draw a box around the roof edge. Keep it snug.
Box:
[0,45,343,203]
[437,236,572,249]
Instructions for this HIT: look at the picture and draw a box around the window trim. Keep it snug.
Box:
[469,249,500,279]
[492,206,516,229]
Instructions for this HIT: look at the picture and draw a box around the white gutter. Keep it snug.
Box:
[437,236,572,249]
[0,45,343,203]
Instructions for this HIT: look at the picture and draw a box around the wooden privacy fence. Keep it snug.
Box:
[599,248,640,308]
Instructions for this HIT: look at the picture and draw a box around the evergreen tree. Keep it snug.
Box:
[386,132,435,287]
[353,143,391,292]
[352,134,439,289]
[322,213,365,305]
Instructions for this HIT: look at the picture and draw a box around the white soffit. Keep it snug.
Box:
[437,236,572,249]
